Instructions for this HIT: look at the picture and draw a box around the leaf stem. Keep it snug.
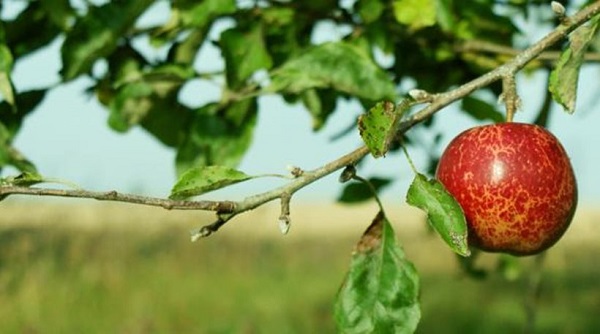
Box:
[352,175,385,213]
[400,143,418,175]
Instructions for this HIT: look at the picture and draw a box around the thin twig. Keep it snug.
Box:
[457,40,600,63]
[0,186,236,212]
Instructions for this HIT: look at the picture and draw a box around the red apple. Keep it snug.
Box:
[435,122,577,256]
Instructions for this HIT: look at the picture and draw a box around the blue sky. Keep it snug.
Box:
[4,2,600,204]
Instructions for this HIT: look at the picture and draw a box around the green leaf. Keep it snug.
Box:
[60,1,154,81]
[140,104,192,148]
[221,25,273,89]
[392,0,436,30]
[338,177,392,204]
[549,14,600,114]
[262,8,301,67]
[269,42,397,102]
[176,0,235,28]
[262,6,295,26]
[0,90,46,173]
[406,173,470,257]
[0,90,47,137]
[167,29,209,64]
[0,123,36,173]
[0,44,15,110]
[5,2,63,59]
[300,88,338,130]
[40,0,75,29]
[335,211,420,333]
[154,0,234,51]
[108,81,154,132]
[4,171,44,187]
[358,101,404,158]
[106,62,193,146]
[461,96,504,123]
[136,63,197,88]
[170,166,252,200]
[355,0,385,24]
[176,99,257,174]
[103,44,148,87]
[364,20,395,55]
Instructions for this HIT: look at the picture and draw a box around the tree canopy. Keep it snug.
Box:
[2,0,595,176]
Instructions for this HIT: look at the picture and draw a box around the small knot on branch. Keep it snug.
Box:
[286,165,304,178]
[190,218,226,241]
[104,190,118,199]
[408,89,435,103]
[278,215,291,235]
[213,201,236,214]
[551,2,568,23]
[339,165,357,183]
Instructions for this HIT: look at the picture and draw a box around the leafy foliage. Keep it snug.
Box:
[61,1,155,81]
[0,0,582,175]
[0,1,598,332]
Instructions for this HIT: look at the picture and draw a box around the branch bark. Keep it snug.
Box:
[0,186,236,212]
[457,39,600,63]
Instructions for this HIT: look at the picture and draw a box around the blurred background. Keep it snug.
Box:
[1,1,599,333]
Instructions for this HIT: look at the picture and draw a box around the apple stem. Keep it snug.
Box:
[501,74,521,122]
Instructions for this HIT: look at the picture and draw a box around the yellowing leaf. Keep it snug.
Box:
[549,14,600,114]
[358,101,398,158]
[393,0,437,30]
[334,211,420,333]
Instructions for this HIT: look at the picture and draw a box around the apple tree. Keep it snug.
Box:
[1,0,599,332]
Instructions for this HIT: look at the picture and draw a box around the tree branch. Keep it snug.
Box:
[190,145,370,239]
[456,39,600,63]
[402,0,600,129]
[0,186,236,212]
[2,1,599,238]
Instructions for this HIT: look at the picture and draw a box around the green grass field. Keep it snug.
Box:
[0,202,598,333]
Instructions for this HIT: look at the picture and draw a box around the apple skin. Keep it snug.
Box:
[435,122,577,256]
